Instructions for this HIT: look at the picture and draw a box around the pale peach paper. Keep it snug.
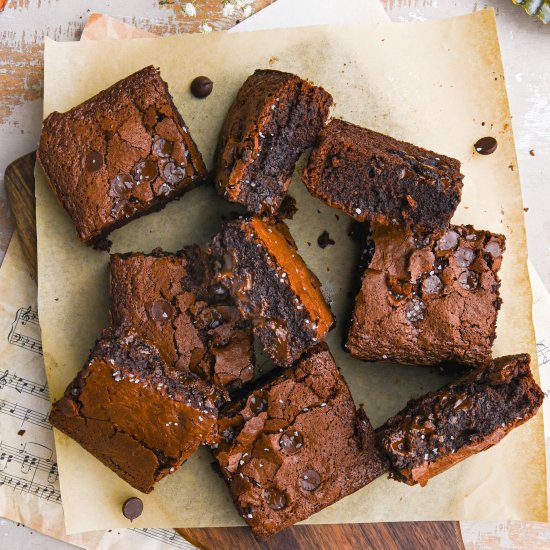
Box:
[35,10,546,532]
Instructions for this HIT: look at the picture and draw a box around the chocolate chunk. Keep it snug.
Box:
[474,136,498,155]
[148,299,175,322]
[484,240,502,258]
[134,159,158,183]
[122,497,143,521]
[423,275,443,295]
[279,429,304,454]
[458,270,479,290]
[153,136,174,158]
[436,230,459,251]
[190,76,213,98]
[264,488,287,511]
[249,393,267,415]
[299,469,321,491]
[109,174,134,198]
[317,230,335,249]
[404,298,426,323]
[454,247,475,267]
[85,150,103,172]
[162,161,185,184]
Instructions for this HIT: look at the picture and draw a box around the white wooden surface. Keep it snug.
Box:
[0,1,548,549]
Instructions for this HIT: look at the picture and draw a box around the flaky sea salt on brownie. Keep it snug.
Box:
[38,66,206,247]
[347,223,505,367]
[209,216,334,367]
[213,344,387,539]
[214,69,333,216]
[110,247,255,391]
[49,326,227,493]
[302,119,464,233]
[376,354,543,487]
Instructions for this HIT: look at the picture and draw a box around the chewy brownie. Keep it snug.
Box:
[213,344,387,539]
[347,223,505,367]
[209,216,334,367]
[38,66,206,247]
[49,326,227,493]
[302,119,464,232]
[376,354,543,486]
[214,69,333,216]
[110,247,255,391]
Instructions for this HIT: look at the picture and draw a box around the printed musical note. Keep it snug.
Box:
[0,370,50,401]
[0,471,60,503]
[537,340,550,367]
[7,306,42,355]
[133,528,194,549]
[0,399,51,430]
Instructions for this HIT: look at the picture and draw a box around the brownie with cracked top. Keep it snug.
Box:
[376,354,543,486]
[347,223,505,367]
[49,326,227,493]
[213,344,387,539]
[214,69,333,216]
[302,119,464,233]
[109,247,255,392]
[38,66,206,247]
[209,216,334,367]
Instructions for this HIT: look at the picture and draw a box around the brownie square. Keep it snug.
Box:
[213,344,387,539]
[214,69,333,216]
[376,354,543,486]
[302,119,464,233]
[49,327,227,493]
[109,247,255,392]
[209,216,334,367]
[38,66,206,247]
[347,223,505,367]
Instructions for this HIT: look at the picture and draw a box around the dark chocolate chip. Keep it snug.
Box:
[484,240,502,258]
[299,469,321,491]
[437,230,459,251]
[279,429,304,454]
[109,174,134,198]
[249,393,267,415]
[153,136,174,158]
[85,150,103,172]
[405,298,427,323]
[122,497,143,521]
[162,161,185,184]
[317,230,335,249]
[134,159,158,182]
[458,270,479,290]
[454,247,475,268]
[474,136,498,155]
[423,275,443,295]
[191,76,213,98]
[149,299,175,322]
[263,488,287,511]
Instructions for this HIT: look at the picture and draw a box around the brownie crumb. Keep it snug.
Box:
[17,429,26,436]
[277,195,298,220]
[317,230,335,249]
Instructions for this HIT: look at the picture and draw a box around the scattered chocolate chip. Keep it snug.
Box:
[249,393,267,415]
[317,230,335,249]
[191,76,213,98]
[454,247,475,268]
[122,497,143,521]
[423,275,443,295]
[149,299,175,322]
[437,230,459,251]
[263,488,287,511]
[299,469,321,491]
[85,150,103,172]
[134,159,158,183]
[153,136,174,158]
[162,161,185,184]
[405,299,427,323]
[529,149,535,157]
[279,429,304,454]
[17,429,25,436]
[474,136,498,155]
[484,240,502,258]
[109,174,134,198]
[458,270,479,290]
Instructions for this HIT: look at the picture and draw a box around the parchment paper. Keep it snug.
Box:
[35,10,547,533]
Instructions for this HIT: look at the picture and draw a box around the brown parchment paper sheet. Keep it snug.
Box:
[35,10,547,533]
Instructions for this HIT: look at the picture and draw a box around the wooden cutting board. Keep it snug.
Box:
[4,152,465,550]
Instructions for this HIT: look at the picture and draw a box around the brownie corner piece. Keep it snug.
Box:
[376,353,543,487]
[347,223,505,367]
[302,119,463,232]
[49,326,226,493]
[213,344,387,539]
[209,216,334,366]
[37,65,207,246]
[214,69,333,216]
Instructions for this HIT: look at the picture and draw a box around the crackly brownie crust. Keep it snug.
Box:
[50,326,227,493]
[110,247,255,392]
[214,69,333,216]
[209,217,334,367]
[38,66,207,247]
[347,223,505,367]
[303,120,464,232]
[376,354,543,486]
[213,344,387,539]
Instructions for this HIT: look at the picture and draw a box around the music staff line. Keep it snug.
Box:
[0,471,60,503]
[537,340,549,366]
[134,528,194,549]
[0,369,50,401]
[0,399,51,430]
[0,441,58,479]
[7,306,43,356]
